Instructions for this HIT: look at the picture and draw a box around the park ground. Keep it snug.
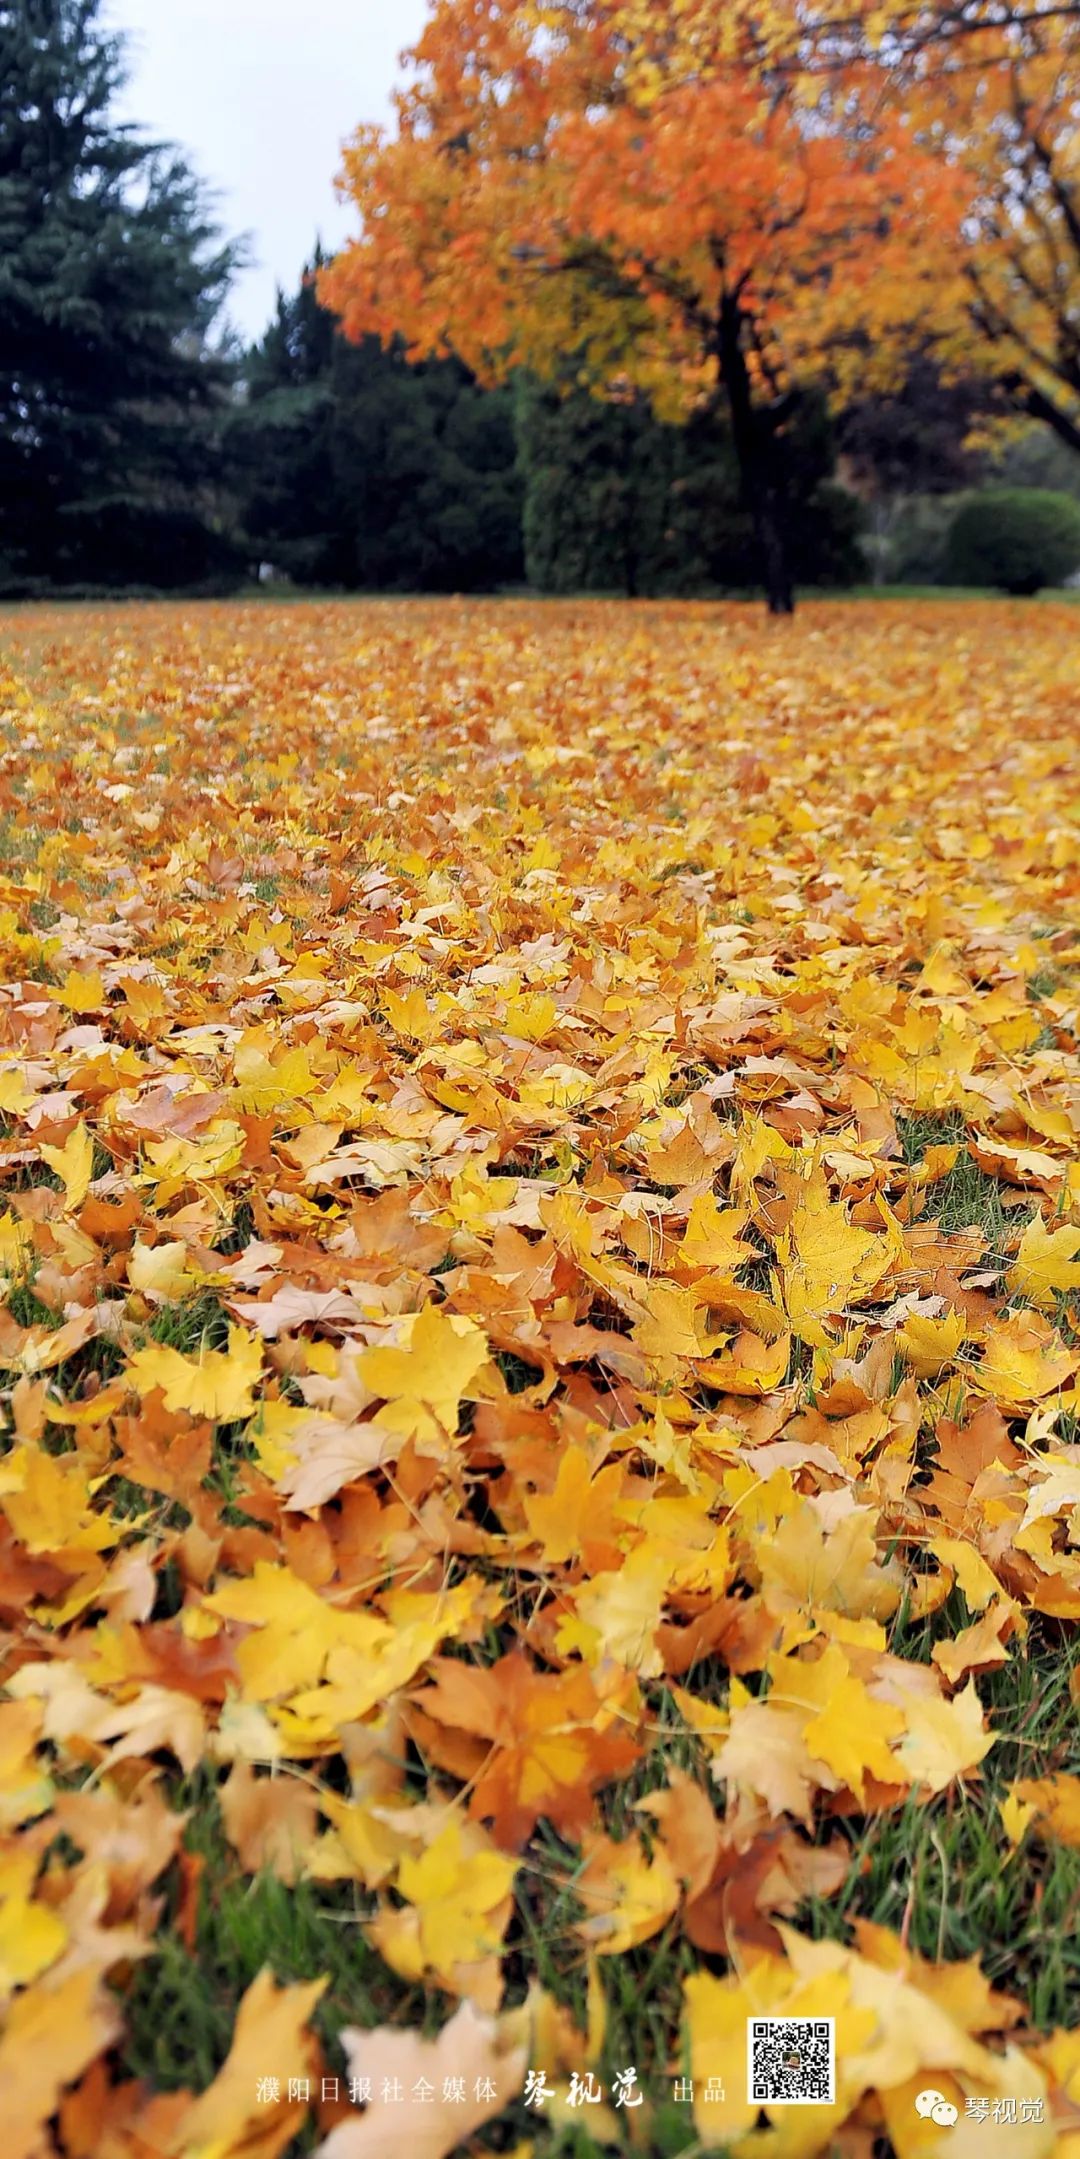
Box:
[0,595,1078,2158]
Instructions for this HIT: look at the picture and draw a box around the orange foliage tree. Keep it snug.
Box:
[722,0,1080,452]
[319,0,963,613]
[866,1,1080,455]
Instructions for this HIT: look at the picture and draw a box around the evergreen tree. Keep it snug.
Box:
[232,245,341,584]
[334,340,523,593]
[516,373,863,597]
[233,253,524,592]
[0,0,242,589]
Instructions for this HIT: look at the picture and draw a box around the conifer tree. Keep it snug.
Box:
[234,251,524,592]
[0,0,241,587]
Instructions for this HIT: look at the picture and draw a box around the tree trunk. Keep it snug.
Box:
[717,295,796,616]
[756,496,796,615]
[1019,381,1080,460]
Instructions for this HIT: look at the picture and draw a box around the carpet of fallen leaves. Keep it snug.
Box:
[0,595,1080,2158]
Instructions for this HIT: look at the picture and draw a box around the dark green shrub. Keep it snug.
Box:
[515,373,863,595]
[945,488,1080,594]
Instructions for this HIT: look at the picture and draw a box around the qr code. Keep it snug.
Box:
[747,2017,835,2106]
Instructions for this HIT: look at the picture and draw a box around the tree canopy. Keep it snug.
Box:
[319,0,962,610]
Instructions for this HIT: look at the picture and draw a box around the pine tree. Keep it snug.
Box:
[0,0,242,588]
[231,244,345,585]
[233,252,524,592]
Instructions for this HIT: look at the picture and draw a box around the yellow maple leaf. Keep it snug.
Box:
[502,989,557,1041]
[293,1577,502,1729]
[772,1643,905,1803]
[373,1817,517,1992]
[1006,1213,1080,1309]
[206,1566,493,1727]
[898,1307,967,1378]
[0,1443,119,1560]
[927,1536,1008,1612]
[631,1279,708,1361]
[1017,1457,1080,1554]
[127,1239,210,1302]
[57,969,106,1013]
[204,1561,393,1703]
[0,1068,33,1117]
[1005,1774,1080,1849]
[138,1120,247,1202]
[232,1036,323,1113]
[731,1112,792,1197]
[116,974,168,1026]
[1000,1789,1039,1850]
[973,1311,1078,1407]
[704,1326,791,1394]
[382,985,443,1043]
[576,1827,681,1954]
[778,1163,898,1336]
[125,1323,263,1421]
[677,1193,754,1273]
[712,1682,821,1824]
[0,1700,54,1831]
[522,1444,624,1565]
[0,1211,34,1287]
[556,1544,669,1674]
[358,1302,489,1446]
[893,1679,995,1794]
[38,1121,95,1211]
[759,1502,902,1622]
[0,1858,66,1991]
[932,1603,1014,1685]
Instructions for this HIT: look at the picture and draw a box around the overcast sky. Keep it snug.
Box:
[106,1,430,343]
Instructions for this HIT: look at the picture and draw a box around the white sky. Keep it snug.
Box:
[106,1,430,343]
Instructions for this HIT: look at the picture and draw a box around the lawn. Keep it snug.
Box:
[0,594,1078,2158]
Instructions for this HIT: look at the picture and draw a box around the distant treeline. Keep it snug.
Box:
[234,289,1078,597]
[230,255,864,599]
[3,2,1079,600]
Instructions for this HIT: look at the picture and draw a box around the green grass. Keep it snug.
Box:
[145,1289,233,1355]
[897,1111,1022,1263]
[494,1346,548,1395]
[5,1279,64,1330]
[116,1624,1080,2155]
[119,1778,420,2155]
[823,584,1080,603]
[117,1771,700,2157]
[801,1619,1080,2030]
[216,1199,256,1255]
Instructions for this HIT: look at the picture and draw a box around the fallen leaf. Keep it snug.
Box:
[314,1998,526,2157]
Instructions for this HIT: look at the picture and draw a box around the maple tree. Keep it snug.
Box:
[1,590,1080,2149]
[921,7,1080,452]
[785,0,1080,450]
[319,0,959,613]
